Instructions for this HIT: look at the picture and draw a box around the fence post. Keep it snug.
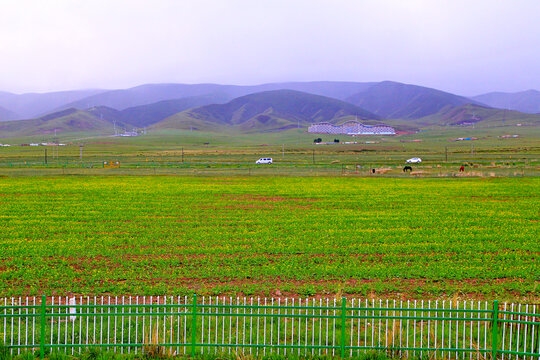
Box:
[191,294,197,357]
[341,297,346,358]
[40,295,46,360]
[492,300,499,360]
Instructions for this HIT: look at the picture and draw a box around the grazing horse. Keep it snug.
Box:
[403,166,413,172]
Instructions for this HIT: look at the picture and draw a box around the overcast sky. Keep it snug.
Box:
[0,0,538,95]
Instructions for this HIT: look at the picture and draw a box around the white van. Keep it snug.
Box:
[256,158,273,164]
[406,157,422,164]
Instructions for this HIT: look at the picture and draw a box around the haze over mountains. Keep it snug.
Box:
[0,80,538,137]
[0,105,19,122]
[0,89,104,120]
[472,90,540,114]
[345,81,483,119]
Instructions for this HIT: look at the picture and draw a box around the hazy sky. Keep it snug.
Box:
[0,0,538,95]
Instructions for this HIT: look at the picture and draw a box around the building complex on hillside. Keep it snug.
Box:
[308,121,396,135]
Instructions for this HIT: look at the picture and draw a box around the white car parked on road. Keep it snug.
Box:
[406,157,422,163]
[256,158,273,164]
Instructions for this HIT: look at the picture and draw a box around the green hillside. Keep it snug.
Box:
[119,94,231,127]
[414,103,540,128]
[154,90,381,132]
[0,108,116,138]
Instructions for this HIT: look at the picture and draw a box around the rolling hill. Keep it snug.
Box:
[80,94,233,128]
[412,103,540,128]
[0,108,116,138]
[472,90,540,114]
[118,93,232,127]
[154,90,382,132]
[345,81,484,119]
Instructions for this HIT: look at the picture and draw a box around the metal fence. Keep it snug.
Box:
[1,295,538,359]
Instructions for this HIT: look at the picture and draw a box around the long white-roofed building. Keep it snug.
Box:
[308,121,395,135]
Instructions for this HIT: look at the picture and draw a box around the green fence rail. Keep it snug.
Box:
[1,295,538,359]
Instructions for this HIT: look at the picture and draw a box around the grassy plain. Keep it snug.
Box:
[0,176,538,300]
[0,126,539,178]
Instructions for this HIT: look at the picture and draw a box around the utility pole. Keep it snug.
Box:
[44,149,47,165]
[445,146,448,163]
[182,147,184,163]
[312,149,315,164]
[471,144,474,156]
[282,144,284,158]
[80,144,83,161]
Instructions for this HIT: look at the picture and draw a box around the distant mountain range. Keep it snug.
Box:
[0,80,539,137]
[345,81,483,119]
[0,89,104,119]
[471,90,540,114]
[0,105,19,121]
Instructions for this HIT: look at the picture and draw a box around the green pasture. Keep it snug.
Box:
[0,126,538,178]
[0,176,538,300]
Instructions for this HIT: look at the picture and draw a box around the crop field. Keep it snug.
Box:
[0,176,538,300]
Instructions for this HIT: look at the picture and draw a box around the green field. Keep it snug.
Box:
[0,176,538,300]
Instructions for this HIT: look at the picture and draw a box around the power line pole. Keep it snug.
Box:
[312,149,315,164]
[80,144,83,161]
[182,147,184,163]
[282,144,284,158]
[445,146,448,163]
[44,149,47,165]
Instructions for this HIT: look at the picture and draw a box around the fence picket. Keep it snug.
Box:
[291,298,295,355]
[485,301,489,356]
[379,299,383,353]
[333,297,337,357]
[530,305,536,360]
[372,299,376,353]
